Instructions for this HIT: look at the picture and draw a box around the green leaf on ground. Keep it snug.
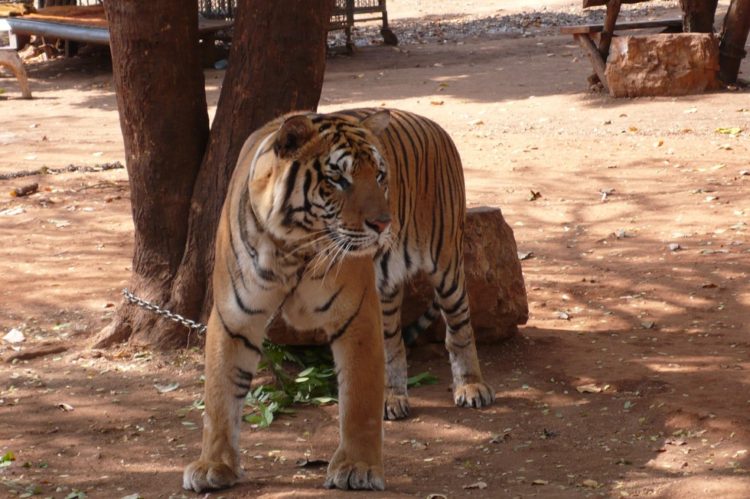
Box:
[0,451,15,467]
[408,372,439,388]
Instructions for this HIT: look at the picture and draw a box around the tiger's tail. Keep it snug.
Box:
[402,298,441,346]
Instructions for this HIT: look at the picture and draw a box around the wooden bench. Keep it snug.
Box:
[561,0,683,91]
[4,6,233,53]
[0,5,232,98]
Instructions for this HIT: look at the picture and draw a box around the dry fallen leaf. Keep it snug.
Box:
[576,384,603,394]
[154,382,180,393]
[715,127,742,136]
[295,458,328,468]
[517,251,534,261]
[555,311,570,320]
[613,229,634,239]
[490,432,511,444]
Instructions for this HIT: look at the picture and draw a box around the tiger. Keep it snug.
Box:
[183,108,494,493]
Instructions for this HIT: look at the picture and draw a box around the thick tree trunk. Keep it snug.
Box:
[94,0,334,348]
[166,0,335,347]
[719,0,750,83]
[93,0,209,347]
[680,0,720,32]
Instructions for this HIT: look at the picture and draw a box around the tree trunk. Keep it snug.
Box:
[719,0,750,83]
[93,0,335,348]
[93,0,209,347]
[680,0,719,32]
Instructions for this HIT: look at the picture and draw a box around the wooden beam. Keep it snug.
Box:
[599,0,622,60]
[575,34,610,93]
[560,19,683,34]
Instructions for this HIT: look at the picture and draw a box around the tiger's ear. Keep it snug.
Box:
[275,114,316,159]
[360,109,390,136]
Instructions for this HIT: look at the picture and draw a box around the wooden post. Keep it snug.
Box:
[680,0,719,33]
[599,0,622,60]
[719,0,750,83]
[576,34,610,92]
[588,0,621,87]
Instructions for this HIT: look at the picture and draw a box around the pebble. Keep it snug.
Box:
[329,4,680,47]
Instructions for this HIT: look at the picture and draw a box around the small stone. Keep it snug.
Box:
[581,478,600,488]
[2,328,25,344]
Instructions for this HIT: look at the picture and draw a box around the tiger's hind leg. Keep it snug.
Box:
[380,284,411,420]
[431,265,495,409]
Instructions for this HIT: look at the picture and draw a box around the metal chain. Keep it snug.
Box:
[122,288,207,335]
[0,161,124,181]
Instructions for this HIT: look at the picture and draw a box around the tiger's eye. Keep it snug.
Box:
[327,175,350,190]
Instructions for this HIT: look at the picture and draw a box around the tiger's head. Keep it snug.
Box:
[248,110,393,258]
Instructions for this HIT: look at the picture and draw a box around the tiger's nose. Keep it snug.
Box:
[365,214,392,234]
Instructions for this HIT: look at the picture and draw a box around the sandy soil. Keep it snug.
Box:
[1,1,750,498]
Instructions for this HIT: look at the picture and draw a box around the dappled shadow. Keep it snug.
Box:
[2,3,750,496]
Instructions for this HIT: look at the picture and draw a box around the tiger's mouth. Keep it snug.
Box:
[313,226,391,262]
[329,229,383,256]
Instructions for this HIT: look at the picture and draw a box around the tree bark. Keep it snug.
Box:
[166,0,335,347]
[680,0,719,32]
[93,0,209,347]
[94,0,334,348]
[719,0,750,83]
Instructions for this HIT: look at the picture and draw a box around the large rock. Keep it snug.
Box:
[401,206,528,345]
[268,206,528,345]
[605,33,720,98]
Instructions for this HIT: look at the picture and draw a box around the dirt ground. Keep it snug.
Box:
[2,1,750,498]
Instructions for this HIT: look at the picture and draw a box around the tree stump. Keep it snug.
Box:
[268,206,529,345]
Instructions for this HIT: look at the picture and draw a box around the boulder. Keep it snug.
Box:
[401,206,528,345]
[268,206,528,345]
[605,33,720,98]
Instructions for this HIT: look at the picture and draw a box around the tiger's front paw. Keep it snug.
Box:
[384,392,410,420]
[324,449,385,490]
[454,382,495,409]
[182,460,241,492]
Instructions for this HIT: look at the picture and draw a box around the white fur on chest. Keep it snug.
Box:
[281,272,344,332]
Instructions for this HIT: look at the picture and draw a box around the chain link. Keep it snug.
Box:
[122,288,207,335]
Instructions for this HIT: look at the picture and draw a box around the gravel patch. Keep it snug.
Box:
[328,1,681,47]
